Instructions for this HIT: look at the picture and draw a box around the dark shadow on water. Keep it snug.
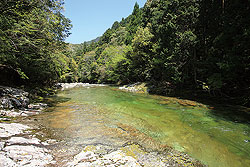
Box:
[208,105,250,124]
[182,96,250,125]
[146,82,250,125]
[44,94,71,107]
[177,95,250,125]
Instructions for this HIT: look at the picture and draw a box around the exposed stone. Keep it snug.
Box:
[0,117,11,121]
[0,86,55,166]
[0,123,30,137]
[0,109,41,118]
[119,82,149,93]
[0,97,14,109]
[67,151,98,166]
[0,109,23,117]
[0,152,17,167]
[4,145,54,166]
[0,86,29,109]
[28,103,48,110]
[65,144,204,167]
[0,142,5,150]
[7,137,41,145]
[67,147,141,167]
[56,83,106,90]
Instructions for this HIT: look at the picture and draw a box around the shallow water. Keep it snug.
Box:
[36,86,250,167]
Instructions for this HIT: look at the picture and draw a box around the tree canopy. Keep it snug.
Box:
[0,0,72,85]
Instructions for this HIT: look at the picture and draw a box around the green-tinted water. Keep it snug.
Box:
[39,86,250,167]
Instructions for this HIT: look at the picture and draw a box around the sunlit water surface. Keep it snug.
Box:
[34,86,250,167]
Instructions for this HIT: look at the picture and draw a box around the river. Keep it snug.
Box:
[29,85,250,166]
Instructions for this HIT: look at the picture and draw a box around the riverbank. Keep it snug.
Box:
[0,86,56,166]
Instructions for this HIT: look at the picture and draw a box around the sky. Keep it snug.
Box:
[63,0,147,44]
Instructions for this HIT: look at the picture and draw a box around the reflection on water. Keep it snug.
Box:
[36,86,250,167]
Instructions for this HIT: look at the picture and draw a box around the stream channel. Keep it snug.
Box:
[25,85,250,166]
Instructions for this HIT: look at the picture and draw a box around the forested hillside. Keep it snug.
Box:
[1,0,249,106]
[70,0,250,106]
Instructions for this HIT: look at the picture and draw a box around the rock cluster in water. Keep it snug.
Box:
[119,82,149,93]
[56,83,106,90]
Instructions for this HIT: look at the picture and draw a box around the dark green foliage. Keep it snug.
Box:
[197,0,250,105]
[124,3,143,44]
[0,0,72,86]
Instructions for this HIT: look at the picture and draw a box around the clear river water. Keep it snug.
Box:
[32,85,250,167]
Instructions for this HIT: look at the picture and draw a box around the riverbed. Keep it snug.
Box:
[25,85,250,166]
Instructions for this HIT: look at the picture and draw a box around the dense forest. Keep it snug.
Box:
[1,0,250,106]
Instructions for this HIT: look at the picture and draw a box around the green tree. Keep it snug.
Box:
[0,0,72,85]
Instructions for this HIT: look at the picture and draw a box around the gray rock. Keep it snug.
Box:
[0,117,11,121]
[0,142,5,150]
[66,149,140,167]
[0,86,29,97]
[7,137,41,145]
[0,152,17,167]
[4,145,54,166]
[0,97,14,109]
[0,123,30,137]
[0,86,30,109]
[0,109,41,118]
[0,109,22,117]
[57,83,106,90]
[28,103,48,110]
[10,98,22,108]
